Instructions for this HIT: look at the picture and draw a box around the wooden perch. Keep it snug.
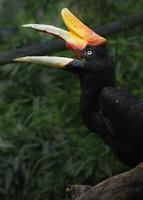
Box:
[0,11,143,65]
[67,163,143,200]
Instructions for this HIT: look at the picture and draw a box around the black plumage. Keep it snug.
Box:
[66,44,143,167]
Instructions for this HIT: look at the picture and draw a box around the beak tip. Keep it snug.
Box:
[22,24,29,27]
[13,57,30,62]
[22,24,34,28]
[61,8,69,17]
[13,58,20,62]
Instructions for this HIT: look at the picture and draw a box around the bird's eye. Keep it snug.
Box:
[86,50,93,56]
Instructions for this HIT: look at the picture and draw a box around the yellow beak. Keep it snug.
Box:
[61,8,106,49]
[14,8,106,68]
[22,8,106,51]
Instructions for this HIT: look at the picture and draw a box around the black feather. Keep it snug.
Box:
[77,45,143,167]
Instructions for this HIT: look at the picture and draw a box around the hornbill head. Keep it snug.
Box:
[14,8,108,74]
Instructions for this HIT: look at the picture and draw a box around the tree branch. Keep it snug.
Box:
[67,163,143,200]
[0,11,143,65]
[0,28,15,43]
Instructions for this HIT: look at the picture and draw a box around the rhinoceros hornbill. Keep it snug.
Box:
[14,8,143,167]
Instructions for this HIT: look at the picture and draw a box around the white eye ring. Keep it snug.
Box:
[86,50,93,56]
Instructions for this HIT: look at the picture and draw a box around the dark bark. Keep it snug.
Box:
[0,11,143,65]
[67,163,143,200]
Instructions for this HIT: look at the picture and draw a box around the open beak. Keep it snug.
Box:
[14,8,106,68]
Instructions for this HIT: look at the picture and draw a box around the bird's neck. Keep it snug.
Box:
[79,71,115,132]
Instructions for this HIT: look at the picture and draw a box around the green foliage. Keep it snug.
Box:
[0,0,142,199]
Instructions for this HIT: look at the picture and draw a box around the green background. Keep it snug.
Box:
[0,0,143,199]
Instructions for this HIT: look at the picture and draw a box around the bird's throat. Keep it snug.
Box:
[80,92,99,132]
[79,70,115,132]
[79,77,102,132]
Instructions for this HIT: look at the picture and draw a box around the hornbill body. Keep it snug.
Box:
[14,8,143,167]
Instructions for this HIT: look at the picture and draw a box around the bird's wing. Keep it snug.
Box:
[99,87,143,141]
